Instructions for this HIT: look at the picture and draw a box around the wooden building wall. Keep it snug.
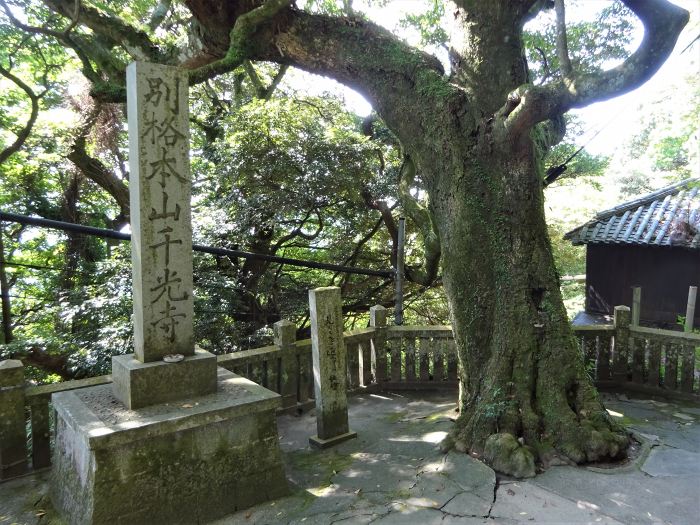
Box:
[585,244,700,328]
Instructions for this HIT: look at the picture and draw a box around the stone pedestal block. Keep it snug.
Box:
[51,368,289,525]
[111,348,217,409]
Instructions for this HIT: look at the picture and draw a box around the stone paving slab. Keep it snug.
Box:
[491,481,625,524]
[640,445,700,477]
[1,390,699,525]
[533,464,700,525]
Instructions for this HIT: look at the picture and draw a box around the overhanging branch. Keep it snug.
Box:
[397,156,440,286]
[0,66,45,165]
[554,0,572,79]
[503,0,689,135]
[188,0,293,85]
[43,0,164,62]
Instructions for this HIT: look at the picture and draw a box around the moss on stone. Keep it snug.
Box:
[384,410,408,423]
[287,449,353,488]
[483,432,536,478]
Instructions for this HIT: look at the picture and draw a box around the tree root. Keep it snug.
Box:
[441,394,630,478]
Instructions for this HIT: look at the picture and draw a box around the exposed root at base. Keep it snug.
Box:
[441,415,631,479]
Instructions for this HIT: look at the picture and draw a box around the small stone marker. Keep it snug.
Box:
[111,62,216,409]
[308,287,357,448]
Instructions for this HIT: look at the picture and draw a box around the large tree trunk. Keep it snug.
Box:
[431,131,627,477]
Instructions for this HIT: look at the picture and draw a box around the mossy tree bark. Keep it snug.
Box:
[30,0,690,476]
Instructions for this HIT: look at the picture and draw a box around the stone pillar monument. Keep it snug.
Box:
[50,62,288,525]
[308,287,357,448]
[111,62,216,409]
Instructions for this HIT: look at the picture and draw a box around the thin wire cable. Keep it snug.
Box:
[0,211,393,278]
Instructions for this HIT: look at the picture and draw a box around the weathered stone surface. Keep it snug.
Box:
[274,319,298,409]
[483,433,536,478]
[309,287,355,444]
[641,445,700,477]
[491,482,624,524]
[0,360,27,479]
[50,368,288,524]
[439,451,496,502]
[5,391,700,525]
[111,347,217,409]
[127,61,194,362]
[309,430,358,449]
[441,492,493,518]
[373,506,446,524]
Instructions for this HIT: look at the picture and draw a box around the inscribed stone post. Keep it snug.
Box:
[309,287,357,448]
[52,61,288,525]
[111,62,216,409]
[128,61,194,362]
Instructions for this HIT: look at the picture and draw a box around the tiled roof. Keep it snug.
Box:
[564,178,700,249]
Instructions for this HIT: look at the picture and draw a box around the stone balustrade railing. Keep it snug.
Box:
[573,305,700,399]
[2,304,699,480]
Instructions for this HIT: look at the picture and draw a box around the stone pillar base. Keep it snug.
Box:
[111,348,217,409]
[51,368,289,525]
[309,430,358,449]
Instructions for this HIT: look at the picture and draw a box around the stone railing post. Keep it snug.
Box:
[369,305,387,384]
[613,305,631,382]
[630,287,644,383]
[0,359,27,479]
[274,319,298,410]
[308,287,357,448]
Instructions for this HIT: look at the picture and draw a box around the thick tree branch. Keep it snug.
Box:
[554,0,572,79]
[2,0,124,84]
[243,60,266,98]
[271,210,323,252]
[522,0,554,23]
[242,60,287,100]
[68,138,130,219]
[264,64,288,100]
[148,0,172,31]
[188,0,293,84]
[0,66,44,165]
[397,156,440,286]
[43,0,164,62]
[67,105,130,218]
[503,0,689,135]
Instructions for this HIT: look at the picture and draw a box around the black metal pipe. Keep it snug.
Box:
[0,211,393,278]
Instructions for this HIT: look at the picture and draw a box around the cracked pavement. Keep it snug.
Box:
[1,391,698,524]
